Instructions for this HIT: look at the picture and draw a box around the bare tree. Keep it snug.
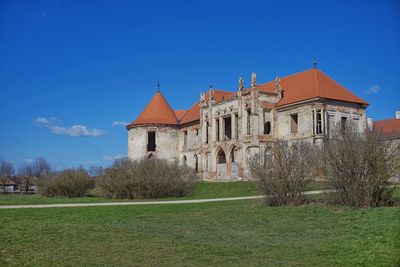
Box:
[18,158,51,193]
[250,140,319,206]
[323,123,400,207]
[0,157,15,192]
[88,165,104,177]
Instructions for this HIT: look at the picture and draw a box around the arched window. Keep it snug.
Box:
[182,155,187,165]
[264,121,271,135]
[217,149,226,164]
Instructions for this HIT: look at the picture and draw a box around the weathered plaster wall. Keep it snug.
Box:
[128,126,179,162]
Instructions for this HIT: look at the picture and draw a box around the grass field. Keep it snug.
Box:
[1,200,399,267]
[0,181,258,205]
[0,180,332,206]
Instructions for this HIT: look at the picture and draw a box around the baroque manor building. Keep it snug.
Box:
[127,68,369,180]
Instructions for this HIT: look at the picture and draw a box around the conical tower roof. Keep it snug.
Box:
[127,91,178,128]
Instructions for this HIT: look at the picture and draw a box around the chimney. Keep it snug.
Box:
[367,117,373,130]
[396,111,400,119]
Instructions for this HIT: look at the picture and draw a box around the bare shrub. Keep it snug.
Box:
[38,168,94,197]
[250,140,319,206]
[324,123,400,208]
[97,158,199,199]
[18,158,51,193]
[0,158,15,192]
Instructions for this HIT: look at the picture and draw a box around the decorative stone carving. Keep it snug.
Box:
[274,76,282,92]
[238,77,244,90]
[251,72,256,87]
[200,92,206,107]
[209,89,215,103]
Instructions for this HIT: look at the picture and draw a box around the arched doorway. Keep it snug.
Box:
[216,149,227,180]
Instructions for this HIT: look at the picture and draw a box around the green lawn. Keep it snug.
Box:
[1,200,399,266]
[0,180,335,206]
[0,181,260,205]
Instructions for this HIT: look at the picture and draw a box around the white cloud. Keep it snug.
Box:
[112,121,128,127]
[33,117,52,127]
[33,117,106,137]
[102,154,126,161]
[364,84,380,94]
[49,125,105,137]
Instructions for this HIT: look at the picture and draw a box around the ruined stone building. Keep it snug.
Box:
[126,68,369,180]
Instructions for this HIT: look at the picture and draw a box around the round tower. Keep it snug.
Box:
[126,91,180,162]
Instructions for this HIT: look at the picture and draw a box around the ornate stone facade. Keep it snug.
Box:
[127,68,369,180]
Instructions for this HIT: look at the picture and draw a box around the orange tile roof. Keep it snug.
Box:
[174,110,187,122]
[127,91,178,128]
[256,68,368,107]
[128,68,368,128]
[373,118,400,139]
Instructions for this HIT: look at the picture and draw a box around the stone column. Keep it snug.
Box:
[212,118,217,142]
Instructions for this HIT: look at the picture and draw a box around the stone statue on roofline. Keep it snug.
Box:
[209,89,215,104]
[200,92,206,107]
[274,76,282,92]
[238,77,244,91]
[251,72,257,88]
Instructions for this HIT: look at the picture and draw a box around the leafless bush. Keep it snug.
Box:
[97,158,199,199]
[18,158,51,193]
[323,123,400,208]
[0,158,15,192]
[38,168,94,197]
[250,140,319,206]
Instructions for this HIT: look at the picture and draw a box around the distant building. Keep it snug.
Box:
[373,111,400,143]
[0,178,17,193]
[373,111,400,184]
[127,68,369,180]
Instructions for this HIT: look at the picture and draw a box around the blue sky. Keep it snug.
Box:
[0,0,399,169]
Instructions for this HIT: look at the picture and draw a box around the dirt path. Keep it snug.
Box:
[0,190,331,209]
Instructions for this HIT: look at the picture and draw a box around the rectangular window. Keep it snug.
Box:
[316,110,322,135]
[341,116,347,131]
[183,131,188,147]
[247,109,251,135]
[216,119,220,141]
[206,122,209,144]
[224,116,232,140]
[147,131,156,152]
[235,114,239,138]
[264,121,271,135]
[290,114,298,133]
